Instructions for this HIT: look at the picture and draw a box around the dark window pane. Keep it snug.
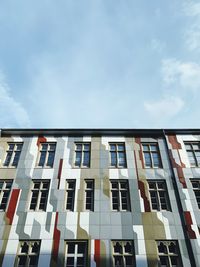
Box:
[111,152,117,166]
[83,152,90,167]
[38,151,46,166]
[75,152,82,167]
[12,151,21,166]
[118,152,126,167]
[47,151,55,167]
[144,152,151,167]
[4,152,12,166]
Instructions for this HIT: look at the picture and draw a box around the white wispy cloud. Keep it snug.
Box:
[162,58,200,91]
[144,96,184,121]
[0,71,30,127]
[183,1,200,51]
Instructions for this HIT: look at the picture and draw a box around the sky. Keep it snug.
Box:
[0,0,200,129]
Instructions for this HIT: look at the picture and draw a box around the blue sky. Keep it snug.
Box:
[0,0,200,128]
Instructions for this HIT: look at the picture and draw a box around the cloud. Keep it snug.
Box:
[0,72,30,127]
[144,96,184,121]
[183,1,200,51]
[150,38,165,53]
[162,58,200,91]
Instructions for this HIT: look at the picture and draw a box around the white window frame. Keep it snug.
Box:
[3,142,23,167]
[84,179,94,211]
[109,143,127,168]
[110,180,131,211]
[142,143,162,168]
[185,142,200,167]
[190,179,200,208]
[65,240,88,267]
[0,179,13,211]
[66,180,76,211]
[157,240,183,267]
[74,143,91,168]
[36,142,56,168]
[148,180,171,211]
[15,240,41,267]
[29,180,50,211]
[112,240,135,267]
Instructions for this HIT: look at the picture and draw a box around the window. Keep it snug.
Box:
[148,180,171,211]
[110,143,127,168]
[0,180,13,211]
[29,180,49,211]
[142,143,162,168]
[66,180,76,211]
[190,179,200,208]
[185,142,200,167]
[65,241,88,267]
[110,180,131,211]
[3,143,23,167]
[16,240,41,267]
[112,240,135,267]
[84,180,94,211]
[37,143,56,167]
[74,143,90,168]
[157,240,183,267]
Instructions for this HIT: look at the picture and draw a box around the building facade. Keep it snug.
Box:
[0,128,199,267]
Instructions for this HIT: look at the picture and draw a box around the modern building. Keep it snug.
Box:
[0,128,199,267]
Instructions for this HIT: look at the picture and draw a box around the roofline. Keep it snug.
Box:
[1,128,200,137]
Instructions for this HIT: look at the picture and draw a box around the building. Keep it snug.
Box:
[0,128,199,267]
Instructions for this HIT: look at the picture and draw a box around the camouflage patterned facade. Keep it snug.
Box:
[0,128,199,267]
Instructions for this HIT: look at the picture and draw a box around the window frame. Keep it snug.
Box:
[184,142,200,167]
[157,240,183,267]
[74,143,91,168]
[3,142,23,168]
[15,240,41,267]
[147,180,171,211]
[110,180,131,212]
[65,179,76,211]
[29,180,50,212]
[190,179,200,208]
[0,179,13,211]
[65,240,88,267]
[111,240,136,267]
[36,142,56,168]
[84,179,94,211]
[109,143,127,168]
[142,143,162,168]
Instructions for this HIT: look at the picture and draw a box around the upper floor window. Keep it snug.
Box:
[15,240,41,267]
[74,143,90,168]
[84,179,94,211]
[185,142,200,167]
[37,143,56,168]
[142,143,162,168]
[148,180,171,211]
[0,179,13,211]
[65,240,88,267]
[66,180,76,211]
[112,240,135,267]
[3,143,23,167]
[157,240,183,267]
[110,180,131,211]
[29,180,49,211]
[190,179,200,208]
[110,143,127,168]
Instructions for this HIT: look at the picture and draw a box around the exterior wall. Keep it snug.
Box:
[0,132,198,266]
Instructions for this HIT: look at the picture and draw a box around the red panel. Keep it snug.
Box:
[184,211,196,239]
[135,138,145,168]
[6,189,20,225]
[57,159,63,189]
[52,212,61,261]
[36,136,47,147]
[94,239,100,267]
[138,180,151,212]
[168,135,182,149]
[168,150,187,188]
